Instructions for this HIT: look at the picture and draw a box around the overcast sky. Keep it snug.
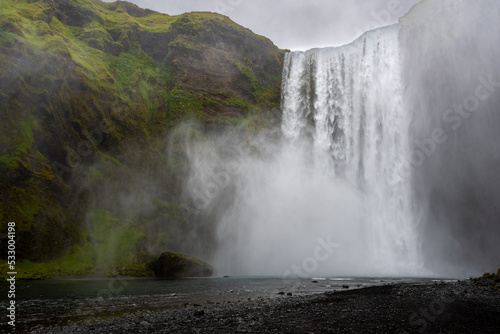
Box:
[103,0,421,50]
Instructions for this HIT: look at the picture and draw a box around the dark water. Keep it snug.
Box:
[0,276,452,332]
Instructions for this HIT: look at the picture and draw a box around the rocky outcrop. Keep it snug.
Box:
[150,251,213,278]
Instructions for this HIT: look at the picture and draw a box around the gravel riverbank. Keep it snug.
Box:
[30,279,500,333]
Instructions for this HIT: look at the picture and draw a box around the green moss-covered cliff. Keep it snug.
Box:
[0,0,285,278]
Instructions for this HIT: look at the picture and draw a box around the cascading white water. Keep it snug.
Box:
[279,24,421,275]
[179,0,500,278]
[182,24,425,277]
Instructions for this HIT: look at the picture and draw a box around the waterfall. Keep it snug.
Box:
[280,24,421,275]
[183,0,500,278]
[196,25,424,277]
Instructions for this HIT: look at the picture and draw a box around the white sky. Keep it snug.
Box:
[102,0,421,50]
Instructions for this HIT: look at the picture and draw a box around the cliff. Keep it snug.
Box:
[0,0,285,278]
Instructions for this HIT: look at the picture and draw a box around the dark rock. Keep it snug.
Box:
[105,1,156,18]
[194,310,205,317]
[43,9,54,24]
[104,42,124,57]
[150,251,213,278]
[54,0,96,26]
[24,281,500,333]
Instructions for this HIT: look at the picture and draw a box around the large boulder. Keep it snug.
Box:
[151,251,213,278]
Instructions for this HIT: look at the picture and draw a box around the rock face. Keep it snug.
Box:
[151,251,213,278]
[0,0,285,276]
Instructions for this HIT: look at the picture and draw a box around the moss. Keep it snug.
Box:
[0,119,37,168]
[0,187,39,234]
[202,98,222,108]
[0,0,284,277]
[88,209,147,272]
[168,83,203,117]
[111,50,161,103]
[97,151,128,170]
[234,60,282,109]
[17,187,40,224]
[153,197,186,223]
[169,38,203,51]
[0,155,18,166]
[225,97,251,109]
[237,61,258,83]
[0,207,150,280]
[253,74,282,108]
[87,166,104,183]
[75,22,113,51]
[171,15,204,34]
[0,243,95,280]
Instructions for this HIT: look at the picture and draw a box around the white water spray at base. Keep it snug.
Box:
[281,24,421,276]
[195,25,424,277]
[180,1,500,279]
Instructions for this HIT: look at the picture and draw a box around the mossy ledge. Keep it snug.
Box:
[0,0,286,280]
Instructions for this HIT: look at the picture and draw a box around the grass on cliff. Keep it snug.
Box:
[0,209,152,280]
[0,0,283,278]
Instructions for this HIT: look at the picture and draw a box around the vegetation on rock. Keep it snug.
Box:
[0,0,285,279]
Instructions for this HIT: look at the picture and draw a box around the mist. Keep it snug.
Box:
[176,0,500,279]
[177,121,377,277]
[401,0,500,276]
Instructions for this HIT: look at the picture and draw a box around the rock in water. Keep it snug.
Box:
[151,251,213,277]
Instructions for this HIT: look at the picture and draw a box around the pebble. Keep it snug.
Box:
[28,280,500,334]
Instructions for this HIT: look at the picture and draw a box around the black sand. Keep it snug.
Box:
[29,279,500,334]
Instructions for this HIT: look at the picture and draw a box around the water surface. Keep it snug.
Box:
[0,276,448,332]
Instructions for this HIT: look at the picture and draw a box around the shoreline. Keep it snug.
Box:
[29,278,500,334]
